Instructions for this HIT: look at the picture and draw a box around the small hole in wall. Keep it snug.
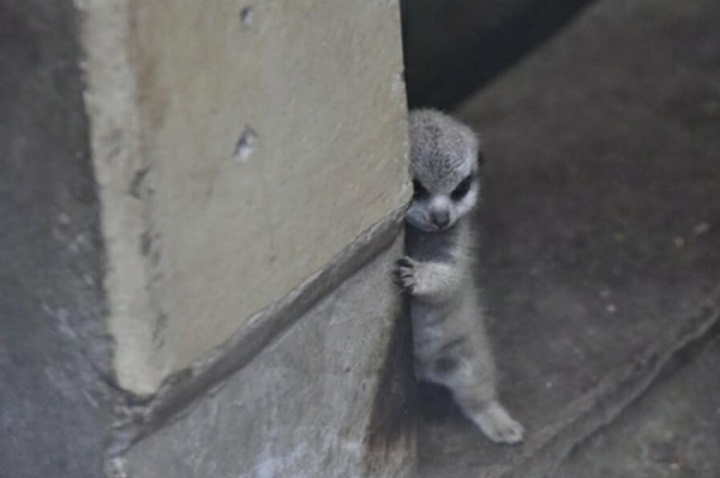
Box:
[240,6,254,26]
[233,126,258,163]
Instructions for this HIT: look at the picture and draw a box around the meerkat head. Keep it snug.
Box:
[406,109,483,232]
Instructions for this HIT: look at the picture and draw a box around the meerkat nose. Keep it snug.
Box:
[431,210,450,229]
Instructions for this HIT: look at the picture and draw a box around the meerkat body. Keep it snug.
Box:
[394,109,523,445]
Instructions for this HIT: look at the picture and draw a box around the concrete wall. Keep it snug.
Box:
[121,240,415,478]
[82,0,410,396]
[1,0,414,476]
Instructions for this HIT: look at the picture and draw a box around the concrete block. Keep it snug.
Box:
[80,0,411,395]
[1,1,415,476]
[120,239,416,478]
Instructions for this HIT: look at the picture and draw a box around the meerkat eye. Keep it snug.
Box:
[412,179,429,199]
[451,175,473,201]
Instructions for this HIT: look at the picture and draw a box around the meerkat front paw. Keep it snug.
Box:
[392,256,417,294]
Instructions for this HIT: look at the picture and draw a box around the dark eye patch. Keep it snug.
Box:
[451,175,473,201]
[412,179,429,199]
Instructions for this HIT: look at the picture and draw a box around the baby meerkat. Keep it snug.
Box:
[393,109,524,445]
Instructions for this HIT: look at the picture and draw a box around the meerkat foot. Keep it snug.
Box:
[470,402,524,445]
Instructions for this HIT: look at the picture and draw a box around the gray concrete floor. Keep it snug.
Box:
[417,0,720,476]
[557,333,720,478]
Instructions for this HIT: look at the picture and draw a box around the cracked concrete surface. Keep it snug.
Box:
[417,0,720,476]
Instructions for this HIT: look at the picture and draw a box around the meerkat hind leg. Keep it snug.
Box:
[453,385,524,445]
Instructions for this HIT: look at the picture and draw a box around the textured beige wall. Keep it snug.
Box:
[81,0,409,395]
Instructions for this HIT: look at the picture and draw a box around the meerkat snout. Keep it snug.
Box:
[430,208,450,229]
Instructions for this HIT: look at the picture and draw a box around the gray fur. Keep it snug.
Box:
[394,109,524,445]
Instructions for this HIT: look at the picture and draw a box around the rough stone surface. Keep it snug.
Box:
[0,1,113,476]
[121,239,416,478]
[105,207,406,454]
[417,0,720,475]
[80,0,411,394]
[557,333,720,477]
